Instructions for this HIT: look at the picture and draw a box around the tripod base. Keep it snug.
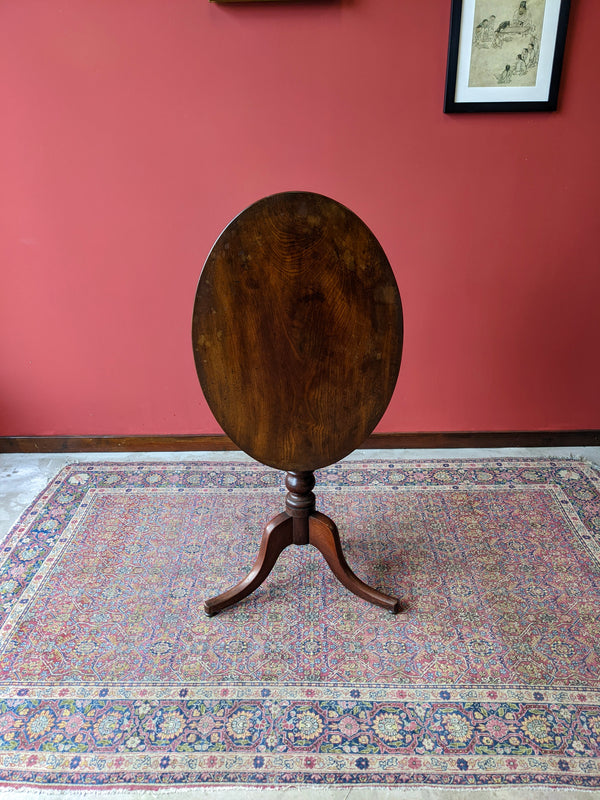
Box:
[204,471,401,616]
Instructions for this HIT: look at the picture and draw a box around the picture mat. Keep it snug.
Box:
[455,0,561,103]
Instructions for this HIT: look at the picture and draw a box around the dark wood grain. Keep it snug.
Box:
[192,192,403,472]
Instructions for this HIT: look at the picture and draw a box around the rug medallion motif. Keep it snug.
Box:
[0,459,599,788]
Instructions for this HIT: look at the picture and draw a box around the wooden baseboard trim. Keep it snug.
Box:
[1,431,599,454]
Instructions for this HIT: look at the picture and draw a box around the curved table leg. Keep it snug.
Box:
[309,511,401,613]
[204,512,294,616]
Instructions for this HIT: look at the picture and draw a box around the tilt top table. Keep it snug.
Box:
[192,191,403,616]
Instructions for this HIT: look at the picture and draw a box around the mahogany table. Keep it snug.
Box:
[192,192,403,615]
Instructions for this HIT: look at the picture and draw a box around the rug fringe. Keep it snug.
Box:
[0,786,598,799]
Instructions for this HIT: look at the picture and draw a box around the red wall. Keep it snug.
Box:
[1,0,599,437]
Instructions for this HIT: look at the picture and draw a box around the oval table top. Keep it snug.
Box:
[192,192,403,472]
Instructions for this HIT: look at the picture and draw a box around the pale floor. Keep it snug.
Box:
[1,447,599,800]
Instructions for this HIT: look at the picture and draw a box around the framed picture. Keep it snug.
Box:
[444,0,570,112]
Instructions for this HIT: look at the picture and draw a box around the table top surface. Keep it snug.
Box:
[192,192,403,472]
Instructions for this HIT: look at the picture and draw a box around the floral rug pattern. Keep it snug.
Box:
[0,458,599,788]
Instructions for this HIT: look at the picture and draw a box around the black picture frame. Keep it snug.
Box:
[444,0,570,112]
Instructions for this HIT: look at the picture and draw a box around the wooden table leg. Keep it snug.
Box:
[204,512,293,616]
[308,511,401,613]
[204,470,402,615]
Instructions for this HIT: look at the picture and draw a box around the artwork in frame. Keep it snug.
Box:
[444,0,570,112]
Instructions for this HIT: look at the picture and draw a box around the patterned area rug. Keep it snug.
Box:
[1,458,599,789]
